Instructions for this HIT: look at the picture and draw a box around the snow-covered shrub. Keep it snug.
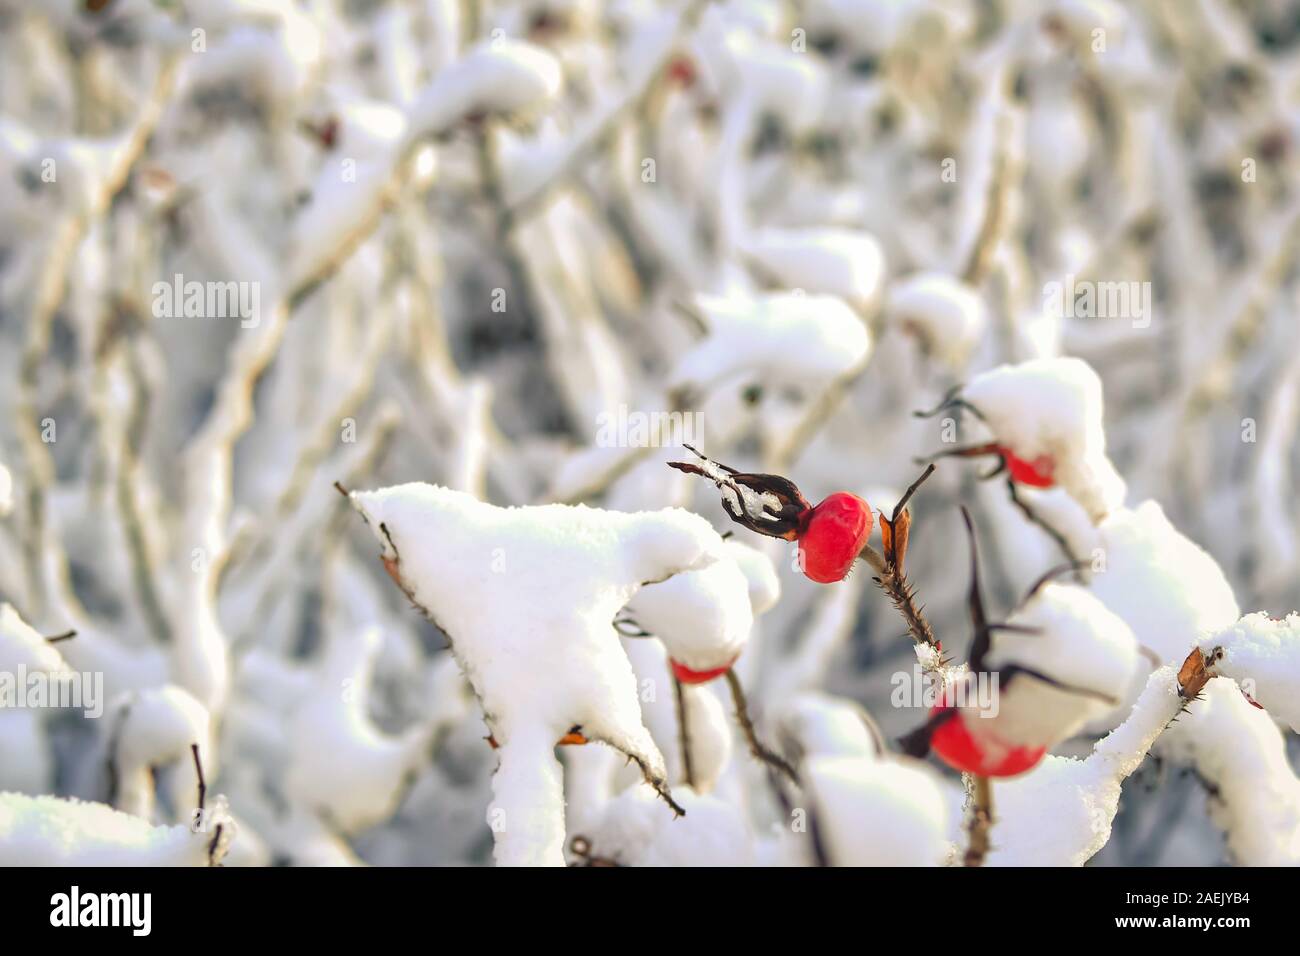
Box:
[0,0,1297,869]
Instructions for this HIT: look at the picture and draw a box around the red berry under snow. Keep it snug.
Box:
[1001,448,1055,488]
[798,492,874,584]
[670,657,735,685]
[928,704,1046,777]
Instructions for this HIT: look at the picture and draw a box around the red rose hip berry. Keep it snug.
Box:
[928,703,1046,778]
[670,657,736,685]
[1001,448,1055,488]
[798,492,873,584]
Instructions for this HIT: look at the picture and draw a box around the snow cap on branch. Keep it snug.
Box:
[285,627,434,834]
[671,293,872,396]
[346,482,728,865]
[963,356,1126,521]
[108,685,212,821]
[0,604,69,676]
[738,227,886,314]
[776,692,881,762]
[0,792,232,866]
[581,784,755,866]
[1199,612,1300,733]
[1158,676,1300,865]
[887,271,987,368]
[981,582,1140,749]
[1090,501,1241,664]
[989,664,1181,865]
[805,754,954,866]
[626,538,778,673]
[407,38,563,136]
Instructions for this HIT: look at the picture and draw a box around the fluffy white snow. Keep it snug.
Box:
[579,784,755,866]
[976,583,1139,753]
[775,692,880,762]
[346,482,728,865]
[1089,501,1242,663]
[963,357,1127,522]
[671,292,872,396]
[284,627,434,834]
[625,538,777,672]
[1200,612,1300,732]
[805,754,954,866]
[286,99,409,288]
[886,272,987,368]
[0,792,232,866]
[990,665,1182,865]
[108,685,212,822]
[738,227,886,314]
[407,38,563,135]
[1159,676,1300,865]
[618,638,733,794]
[1075,514,1300,864]
[0,603,69,675]
[715,32,830,136]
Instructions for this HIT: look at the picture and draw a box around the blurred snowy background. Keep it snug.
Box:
[1,0,1299,866]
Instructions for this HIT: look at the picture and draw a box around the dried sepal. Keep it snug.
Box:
[1176,646,1215,700]
[668,444,811,540]
[880,508,911,575]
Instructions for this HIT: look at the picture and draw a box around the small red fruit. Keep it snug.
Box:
[928,704,1046,777]
[670,657,735,685]
[798,492,873,583]
[1001,448,1055,488]
[666,55,697,88]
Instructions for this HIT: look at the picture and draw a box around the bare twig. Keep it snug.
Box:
[673,674,696,789]
[1005,477,1082,570]
[964,774,994,866]
[190,742,206,815]
[15,55,180,617]
[724,669,800,786]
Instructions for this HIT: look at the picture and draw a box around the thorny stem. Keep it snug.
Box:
[858,465,942,659]
[673,675,697,789]
[622,749,686,816]
[868,555,940,655]
[964,774,994,866]
[724,670,800,786]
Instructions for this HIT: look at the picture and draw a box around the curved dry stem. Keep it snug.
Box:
[673,674,696,789]
[964,774,994,867]
[724,669,800,787]
[1005,477,1082,571]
